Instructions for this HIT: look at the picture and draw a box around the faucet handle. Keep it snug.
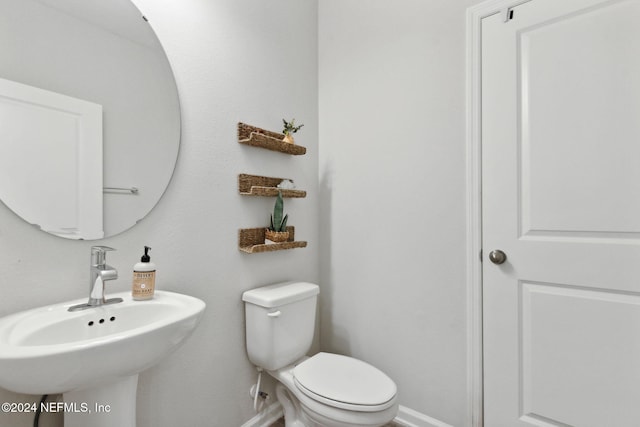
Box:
[91,246,115,266]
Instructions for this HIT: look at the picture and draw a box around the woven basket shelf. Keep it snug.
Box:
[239,226,307,253]
[238,174,306,198]
[237,122,306,155]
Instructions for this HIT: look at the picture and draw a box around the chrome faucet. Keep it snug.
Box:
[68,246,123,312]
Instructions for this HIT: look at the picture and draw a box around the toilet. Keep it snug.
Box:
[243,281,398,427]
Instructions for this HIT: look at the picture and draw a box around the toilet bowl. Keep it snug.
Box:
[242,282,398,427]
[270,353,398,427]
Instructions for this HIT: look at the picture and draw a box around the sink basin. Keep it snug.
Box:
[0,291,205,395]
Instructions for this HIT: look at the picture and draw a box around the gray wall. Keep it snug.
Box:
[318,0,482,425]
[0,0,318,425]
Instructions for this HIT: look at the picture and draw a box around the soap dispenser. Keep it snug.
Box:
[132,246,156,300]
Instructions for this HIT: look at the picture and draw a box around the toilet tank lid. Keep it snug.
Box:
[242,281,319,308]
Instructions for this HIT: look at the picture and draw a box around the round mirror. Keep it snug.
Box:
[0,0,180,239]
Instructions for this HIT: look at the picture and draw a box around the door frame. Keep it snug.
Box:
[465,1,532,426]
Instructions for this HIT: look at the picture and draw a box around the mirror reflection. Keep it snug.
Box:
[0,0,180,239]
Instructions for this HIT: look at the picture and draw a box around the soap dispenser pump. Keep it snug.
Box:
[132,246,156,300]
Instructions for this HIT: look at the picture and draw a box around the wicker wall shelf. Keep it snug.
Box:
[238,174,307,198]
[238,122,306,155]
[239,226,307,253]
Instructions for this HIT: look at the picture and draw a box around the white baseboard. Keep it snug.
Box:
[240,402,450,427]
[394,405,454,427]
[240,402,284,427]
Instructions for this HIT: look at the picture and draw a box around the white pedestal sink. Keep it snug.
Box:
[0,291,205,427]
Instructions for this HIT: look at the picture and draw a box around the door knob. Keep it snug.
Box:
[489,250,507,265]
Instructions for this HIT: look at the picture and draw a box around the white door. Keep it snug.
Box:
[482,0,640,426]
[0,78,103,239]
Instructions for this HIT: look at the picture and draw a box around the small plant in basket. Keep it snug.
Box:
[265,191,289,243]
[282,118,304,144]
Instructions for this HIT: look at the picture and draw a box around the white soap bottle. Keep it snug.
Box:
[132,246,156,300]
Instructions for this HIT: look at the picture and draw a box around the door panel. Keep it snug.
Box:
[520,0,640,237]
[521,282,640,426]
[482,0,640,425]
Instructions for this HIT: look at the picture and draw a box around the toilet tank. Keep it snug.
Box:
[243,281,319,371]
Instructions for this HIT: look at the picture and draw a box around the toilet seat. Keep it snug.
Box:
[293,352,397,412]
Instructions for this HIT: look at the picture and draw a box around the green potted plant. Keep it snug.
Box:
[265,191,289,243]
[282,118,304,144]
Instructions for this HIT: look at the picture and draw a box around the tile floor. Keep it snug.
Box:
[269,419,399,427]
